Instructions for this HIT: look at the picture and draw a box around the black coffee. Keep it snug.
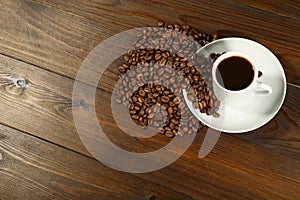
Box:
[216,56,254,91]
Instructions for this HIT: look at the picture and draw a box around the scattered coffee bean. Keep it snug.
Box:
[157,21,165,27]
[115,22,221,137]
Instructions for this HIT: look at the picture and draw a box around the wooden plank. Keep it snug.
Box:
[0,0,117,81]
[0,124,191,199]
[1,121,299,200]
[0,0,299,86]
[235,85,300,159]
[0,51,299,198]
[0,50,299,159]
[137,131,300,199]
[225,0,300,21]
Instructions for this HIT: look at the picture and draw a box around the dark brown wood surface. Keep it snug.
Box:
[0,0,299,199]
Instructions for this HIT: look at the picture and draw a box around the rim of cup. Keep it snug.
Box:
[212,51,258,93]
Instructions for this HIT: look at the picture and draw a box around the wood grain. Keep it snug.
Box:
[137,131,300,199]
[225,0,300,20]
[0,0,299,198]
[0,0,299,87]
[0,52,299,199]
[0,53,299,159]
[235,85,300,159]
[0,124,191,200]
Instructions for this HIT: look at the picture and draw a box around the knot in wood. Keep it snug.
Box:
[16,79,27,88]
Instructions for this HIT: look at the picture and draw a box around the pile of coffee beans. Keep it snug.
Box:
[115,22,221,137]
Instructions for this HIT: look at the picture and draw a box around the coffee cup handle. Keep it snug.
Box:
[253,81,272,94]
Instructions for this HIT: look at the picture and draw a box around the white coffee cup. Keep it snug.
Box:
[212,51,272,107]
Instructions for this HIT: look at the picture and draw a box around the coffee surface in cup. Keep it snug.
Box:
[216,56,254,91]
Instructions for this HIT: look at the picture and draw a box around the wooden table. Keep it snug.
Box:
[0,0,299,199]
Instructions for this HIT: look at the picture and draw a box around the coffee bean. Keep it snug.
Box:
[214,100,221,107]
[163,90,170,96]
[173,96,180,104]
[187,94,196,102]
[161,96,170,103]
[136,102,143,107]
[162,103,169,109]
[168,106,173,114]
[205,95,210,101]
[171,118,179,125]
[155,53,162,61]
[206,109,213,116]
[169,122,175,129]
[165,131,174,138]
[208,99,213,108]
[116,22,220,137]
[162,32,171,38]
[213,112,220,118]
[134,105,141,111]
[115,98,122,104]
[144,55,153,61]
[138,116,144,122]
[129,109,136,115]
[123,55,130,62]
[139,89,146,97]
[213,34,219,40]
[118,66,125,74]
[201,100,207,108]
[159,129,165,135]
[192,126,198,133]
[159,58,167,66]
[198,101,204,110]
[157,21,165,27]
[132,115,139,120]
[182,24,191,30]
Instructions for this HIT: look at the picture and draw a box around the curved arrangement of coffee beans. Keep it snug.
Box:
[115,22,221,137]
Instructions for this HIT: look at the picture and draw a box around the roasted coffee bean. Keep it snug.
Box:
[115,98,122,104]
[162,103,169,109]
[159,129,165,135]
[165,131,174,138]
[187,94,196,102]
[198,101,204,110]
[138,96,143,103]
[118,66,126,74]
[157,21,165,27]
[116,22,221,138]
[136,102,143,107]
[201,100,207,108]
[191,126,198,133]
[182,24,191,30]
[161,96,170,103]
[130,110,136,115]
[205,95,210,101]
[167,106,173,114]
[123,55,130,62]
[155,53,162,61]
[139,109,145,116]
[169,122,176,129]
[171,118,179,125]
[173,96,180,104]
[169,102,175,107]
[134,105,141,111]
[139,89,146,97]
[206,109,213,116]
[132,115,139,120]
[213,112,220,118]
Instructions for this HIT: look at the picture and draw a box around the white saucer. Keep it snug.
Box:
[184,37,287,133]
